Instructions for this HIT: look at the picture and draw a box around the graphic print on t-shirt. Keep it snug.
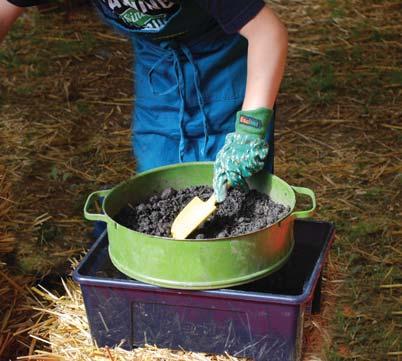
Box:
[100,0,180,31]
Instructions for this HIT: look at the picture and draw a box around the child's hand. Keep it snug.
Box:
[213,108,272,203]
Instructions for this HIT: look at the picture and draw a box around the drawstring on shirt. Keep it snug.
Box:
[147,41,209,162]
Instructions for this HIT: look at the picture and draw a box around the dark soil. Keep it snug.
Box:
[114,186,290,239]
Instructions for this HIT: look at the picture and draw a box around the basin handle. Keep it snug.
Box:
[291,186,316,219]
[84,189,111,222]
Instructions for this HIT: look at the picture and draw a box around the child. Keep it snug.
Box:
[0,0,288,202]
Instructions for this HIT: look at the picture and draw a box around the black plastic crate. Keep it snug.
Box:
[73,220,335,361]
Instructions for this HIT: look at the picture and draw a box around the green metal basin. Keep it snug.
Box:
[84,162,316,290]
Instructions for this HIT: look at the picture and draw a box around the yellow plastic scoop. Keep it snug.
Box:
[171,194,217,239]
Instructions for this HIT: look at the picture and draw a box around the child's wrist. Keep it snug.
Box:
[235,107,273,138]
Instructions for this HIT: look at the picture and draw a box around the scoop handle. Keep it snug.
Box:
[207,194,217,206]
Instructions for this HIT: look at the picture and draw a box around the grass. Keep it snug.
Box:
[307,62,336,105]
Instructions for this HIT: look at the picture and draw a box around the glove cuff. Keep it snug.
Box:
[235,107,273,138]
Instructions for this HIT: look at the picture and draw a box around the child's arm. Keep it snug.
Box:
[0,0,24,43]
[239,5,288,110]
[213,5,287,202]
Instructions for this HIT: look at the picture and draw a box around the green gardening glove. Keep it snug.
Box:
[213,107,273,203]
